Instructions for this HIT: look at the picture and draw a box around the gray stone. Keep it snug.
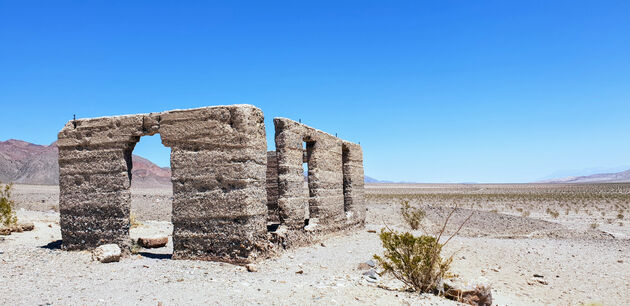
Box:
[92,244,121,263]
[362,268,378,279]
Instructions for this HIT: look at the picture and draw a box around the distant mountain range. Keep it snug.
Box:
[537,169,630,183]
[1,139,383,187]
[0,139,171,188]
[364,176,393,183]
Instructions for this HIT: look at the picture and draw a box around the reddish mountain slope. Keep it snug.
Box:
[0,139,172,188]
[129,155,172,188]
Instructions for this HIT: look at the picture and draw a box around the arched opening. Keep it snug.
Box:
[128,134,173,258]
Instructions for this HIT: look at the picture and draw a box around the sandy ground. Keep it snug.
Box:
[1,183,630,305]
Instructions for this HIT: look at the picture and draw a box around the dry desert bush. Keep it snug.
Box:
[374,202,471,294]
[0,182,17,227]
[366,183,630,226]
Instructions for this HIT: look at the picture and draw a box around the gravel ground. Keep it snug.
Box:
[2,184,630,305]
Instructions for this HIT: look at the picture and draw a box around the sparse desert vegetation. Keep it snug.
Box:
[0,182,17,227]
[1,183,629,305]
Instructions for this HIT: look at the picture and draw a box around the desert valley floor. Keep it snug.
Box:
[1,183,629,305]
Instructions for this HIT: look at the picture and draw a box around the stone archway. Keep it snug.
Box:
[57,105,269,263]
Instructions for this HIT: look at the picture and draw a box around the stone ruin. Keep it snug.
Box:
[57,104,365,263]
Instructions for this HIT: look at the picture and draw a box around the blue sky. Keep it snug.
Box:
[1,1,629,183]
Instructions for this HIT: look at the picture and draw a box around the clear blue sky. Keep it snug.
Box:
[1,1,629,183]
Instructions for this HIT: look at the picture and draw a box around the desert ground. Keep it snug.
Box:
[2,183,629,305]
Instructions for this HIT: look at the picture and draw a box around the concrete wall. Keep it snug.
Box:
[273,118,365,232]
[266,151,280,224]
[342,141,366,226]
[58,105,364,263]
[58,105,268,263]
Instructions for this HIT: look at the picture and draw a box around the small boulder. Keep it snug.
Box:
[17,222,35,232]
[357,262,370,270]
[245,264,258,272]
[366,259,376,267]
[9,224,22,233]
[0,227,10,235]
[445,278,492,306]
[362,268,378,280]
[92,244,121,263]
[137,236,168,248]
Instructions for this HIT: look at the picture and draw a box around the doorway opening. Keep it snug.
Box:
[342,144,350,214]
[303,138,315,227]
[128,134,173,258]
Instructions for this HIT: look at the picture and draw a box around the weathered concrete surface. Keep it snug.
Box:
[273,118,365,235]
[266,151,280,224]
[342,141,366,226]
[58,105,364,263]
[58,105,269,263]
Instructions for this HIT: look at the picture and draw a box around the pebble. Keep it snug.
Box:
[245,264,258,272]
[362,268,378,279]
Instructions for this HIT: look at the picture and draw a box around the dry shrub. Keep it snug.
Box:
[374,231,452,292]
[401,200,425,230]
[374,206,471,293]
[0,182,18,227]
[129,213,142,229]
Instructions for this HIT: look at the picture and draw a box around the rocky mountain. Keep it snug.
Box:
[538,169,630,183]
[128,155,172,188]
[0,139,172,188]
[0,139,59,185]
[1,139,380,186]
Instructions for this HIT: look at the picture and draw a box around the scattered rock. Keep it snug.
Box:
[527,278,548,286]
[17,222,35,232]
[533,273,544,278]
[445,278,492,306]
[362,268,378,279]
[0,222,34,235]
[245,264,258,272]
[92,244,121,263]
[295,270,304,274]
[618,259,624,263]
[0,227,10,235]
[137,236,168,248]
[364,275,377,283]
[320,242,326,247]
